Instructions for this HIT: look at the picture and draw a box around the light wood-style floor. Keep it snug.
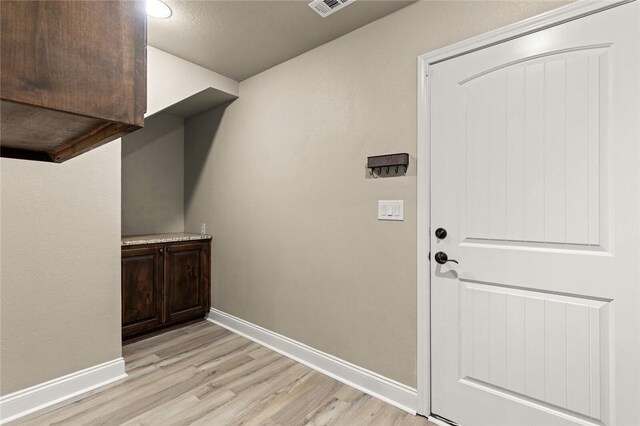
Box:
[12,321,435,425]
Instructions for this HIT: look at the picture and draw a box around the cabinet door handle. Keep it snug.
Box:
[159,248,163,253]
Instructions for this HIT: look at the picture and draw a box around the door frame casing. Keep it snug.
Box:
[415,0,634,416]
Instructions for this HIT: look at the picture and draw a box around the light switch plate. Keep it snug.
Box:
[378,200,404,221]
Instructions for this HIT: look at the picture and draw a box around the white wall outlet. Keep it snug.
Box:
[200,223,206,234]
[378,200,403,221]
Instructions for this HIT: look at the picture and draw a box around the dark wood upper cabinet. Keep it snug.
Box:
[0,0,146,163]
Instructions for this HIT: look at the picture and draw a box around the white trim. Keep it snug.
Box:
[417,0,633,65]
[416,38,431,417]
[207,308,418,414]
[0,358,126,424]
[415,0,632,417]
[428,416,457,426]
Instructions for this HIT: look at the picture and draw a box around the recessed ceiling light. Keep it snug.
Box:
[147,0,172,19]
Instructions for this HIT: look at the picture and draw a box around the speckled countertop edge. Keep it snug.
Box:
[122,232,212,246]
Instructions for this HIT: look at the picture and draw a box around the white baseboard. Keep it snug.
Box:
[0,358,127,424]
[207,308,418,414]
[428,415,458,426]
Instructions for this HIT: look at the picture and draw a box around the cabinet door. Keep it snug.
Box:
[165,242,208,323]
[121,246,163,338]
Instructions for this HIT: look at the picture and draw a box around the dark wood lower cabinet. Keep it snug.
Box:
[121,240,211,340]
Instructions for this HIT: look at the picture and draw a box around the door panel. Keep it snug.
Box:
[430,3,638,425]
[459,281,608,419]
[462,47,607,247]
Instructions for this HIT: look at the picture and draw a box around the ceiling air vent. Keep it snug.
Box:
[308,0,356,18]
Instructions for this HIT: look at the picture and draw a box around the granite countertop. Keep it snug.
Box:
[122,232,212,246]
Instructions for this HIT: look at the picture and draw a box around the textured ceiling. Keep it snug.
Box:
[147,0,414,81]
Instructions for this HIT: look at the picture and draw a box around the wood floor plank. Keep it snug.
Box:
[10,322,436,426]
[333,395,381,425]
[237,370,335,426]
[305,398,352,425]
[120,393,203,426]
[246,345,275,360]
[160,388,238,426]
[189,363,311,426]
[268,372,345,425]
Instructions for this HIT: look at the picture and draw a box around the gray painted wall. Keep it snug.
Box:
[184,0,567,388]
[122,113,185,236]
[0,143,122,395]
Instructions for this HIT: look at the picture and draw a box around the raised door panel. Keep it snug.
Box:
[462,48,607,248]
[459,281,609,420]
[121,246,163,338]
[165,242,208,323]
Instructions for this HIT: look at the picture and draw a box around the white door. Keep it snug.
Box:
[430,2,639,426]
